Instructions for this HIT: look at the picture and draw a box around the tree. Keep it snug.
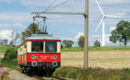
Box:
[21,23,41,41]
[109,20,130,46]
[61,44,64,49]
[2,39,8,45]
[94,40,100,47]
[3,48,17,61]
[63,40,74,48]
[78,36,85,47]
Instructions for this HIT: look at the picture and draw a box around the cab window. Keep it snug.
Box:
[45,42,57,52]
[32,41,43,52]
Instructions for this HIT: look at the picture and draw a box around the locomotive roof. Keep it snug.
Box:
[26,34,60,40]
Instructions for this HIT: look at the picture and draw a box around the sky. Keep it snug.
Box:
[0,0,129,46]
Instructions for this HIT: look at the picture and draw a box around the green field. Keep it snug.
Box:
[61,46,130,52]
[0,45,9,53]
[1,45,130,53]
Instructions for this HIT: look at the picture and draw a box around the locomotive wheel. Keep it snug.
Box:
[45,72,53,77]
[45,73,52,77]
[38,72,45,77]
[20,66,25,73]
[45,70,55,77]
[20,69,24,73]
[25,67,34,76]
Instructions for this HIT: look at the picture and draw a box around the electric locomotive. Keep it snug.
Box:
[17,16,61,76]
[17,33,61,76]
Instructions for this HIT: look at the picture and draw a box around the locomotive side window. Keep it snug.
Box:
[45,42,57,52]
[32,41,43,52]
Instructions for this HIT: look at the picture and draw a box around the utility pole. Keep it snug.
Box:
[31,0,89,70]
[84,0,89,69]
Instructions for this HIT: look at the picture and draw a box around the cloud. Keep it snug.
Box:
[0,30,13,41]
[75,32,84,41]
[0,30,21,45]
[110,26,116,31]
[89,34,112,46]
[0,23,24,28]
[0,12,32,23]
[91,35,101,38]
[99,0,130,4]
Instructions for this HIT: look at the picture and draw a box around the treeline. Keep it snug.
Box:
[62,20,130,48]
[61,36,101,48]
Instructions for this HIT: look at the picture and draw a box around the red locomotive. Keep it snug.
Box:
[17,16,61,76]
[17,34,61,76]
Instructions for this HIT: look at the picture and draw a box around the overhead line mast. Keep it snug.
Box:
[31,12,85,16]
[31,0,89,69]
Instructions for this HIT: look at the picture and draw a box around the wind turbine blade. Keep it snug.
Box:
[95,17,104,32]
[105,15,120,18]
[96,0,104,15]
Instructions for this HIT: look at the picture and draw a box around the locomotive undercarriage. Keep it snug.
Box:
[19,62,60,76]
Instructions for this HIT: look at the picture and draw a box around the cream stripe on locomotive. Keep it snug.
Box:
[27,42,32,53]
[57,42,61,53]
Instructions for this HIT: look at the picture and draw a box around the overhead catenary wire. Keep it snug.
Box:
[44,0,57,12]
[45,0,72,12]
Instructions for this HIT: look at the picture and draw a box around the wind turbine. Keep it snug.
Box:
[95,0,119,46]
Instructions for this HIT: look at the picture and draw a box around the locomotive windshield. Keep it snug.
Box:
[45,42,57,52]
[32,41,43,52]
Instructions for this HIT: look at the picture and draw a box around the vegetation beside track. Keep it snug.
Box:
[0,59,17,67]
[61,46,130,52]
[0,45,10,53]
[0,47,17,67]
[54,66,130,80]
[1,72,12,80]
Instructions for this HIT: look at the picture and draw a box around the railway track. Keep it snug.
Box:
[33,75,68,80]
[4,66,69,80]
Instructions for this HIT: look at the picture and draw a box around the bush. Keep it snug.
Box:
[94,40,100,47]
[3,48,17,61]
[53,67,130,80]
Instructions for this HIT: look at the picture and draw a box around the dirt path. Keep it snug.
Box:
[7,70,37,80]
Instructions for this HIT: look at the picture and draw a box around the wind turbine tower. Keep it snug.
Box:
[95,0,119,46]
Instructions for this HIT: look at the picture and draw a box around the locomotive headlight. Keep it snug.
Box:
[52,56,57,59]
[32,61,37,67]
[52,61,58,67]
[31,55,36,59]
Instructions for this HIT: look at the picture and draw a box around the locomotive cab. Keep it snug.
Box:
[17,34,61,76]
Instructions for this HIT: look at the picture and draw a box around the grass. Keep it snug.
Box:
[61,47,84,52]
[0,59,17,67]
[0,45,9,53]
[61,46,130,52]
[53,66,130,80]
[0,45,17,53]
[1,72,12,80]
